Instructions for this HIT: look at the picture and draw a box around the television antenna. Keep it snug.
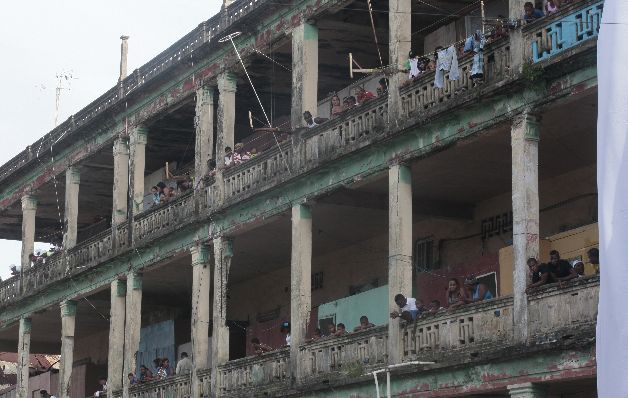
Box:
[54,70,78,127]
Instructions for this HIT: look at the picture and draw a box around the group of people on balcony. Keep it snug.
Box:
[526,248,599,292]
[389,278,495,323]
[523,0,570,20]
[127,353,193,386]
[302,80,387,129]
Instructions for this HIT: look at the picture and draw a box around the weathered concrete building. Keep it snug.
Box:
[0,0,601,396]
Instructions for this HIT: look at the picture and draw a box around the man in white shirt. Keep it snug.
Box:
[175,352,193,375]
[390,293,420,321]
[40,390,57,398]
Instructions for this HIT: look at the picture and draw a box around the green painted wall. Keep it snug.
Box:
[317,285,388,331]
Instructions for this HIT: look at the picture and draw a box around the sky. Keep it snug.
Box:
[0,0,222,280]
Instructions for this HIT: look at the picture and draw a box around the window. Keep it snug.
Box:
[415,238,439,272]
[312,271,324,290]
[476,271,498,298]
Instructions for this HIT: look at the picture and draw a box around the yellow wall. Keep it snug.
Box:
[499,223,599,295]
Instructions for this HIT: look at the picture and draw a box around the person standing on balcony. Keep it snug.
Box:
[463,276,494,302]
[335,323,347,336]
[280,321,291,346]
[447,278,466,308]
[354,86,376,105]
[330,94,344,119]
[545,0,559,15]
[572,260,586,277]
[390,293,420,321]
[156,358,174,379]
[586,247,600,275]
[523,2,544,22]
[39,391,57,398]
[303,111,328,128]
[526,257,551,292]
[94,376,108,397]
[548,250,578,282]
[175,352,193,374]
[354,316,375,331]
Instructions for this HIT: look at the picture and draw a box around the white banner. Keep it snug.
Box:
[597,1,628,396]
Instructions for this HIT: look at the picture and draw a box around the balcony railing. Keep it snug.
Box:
[525,0,602,63]
[216,348,289,395]
[298,325,388,381]
[402,297,514,361]
[133,192,194,246]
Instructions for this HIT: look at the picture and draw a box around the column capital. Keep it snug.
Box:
[19,317,32,333]
[131,126,149,145]
[512,111,541,141]
[292,202,312,219]
[191,243,211,266]
[507,382,548,397]
[21,195,37,211]
[217,72,237,93]
[61,300,78,317]
[196,84,215,101]
[215,236,234,258]
[66,166,81,185]
[114,279,127,297]
[113,137,130,155]
[128,272,143,290]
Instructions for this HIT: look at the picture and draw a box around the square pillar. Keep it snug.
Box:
[388,163,413,364]
[59,300,77,398]
[112,137,130,225]
[123,272,142,398]
[508,382,548,397]
[210,237,233,395]
[20,195,37,269]
[511,112,540,344]
[129,126,148,215]
[108,279,127,392]
[16,317,32,398]
[291,23,318,128]
[290,204,312,382]
[63,166,81,249]
[216,73,237,168]
[388,0,411,121]
[195,85,216,183]
[191,243,212,398]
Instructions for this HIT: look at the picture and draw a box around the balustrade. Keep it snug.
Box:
[216,348,289,395]
[299,326,388,381]
[222,142,293,201]
[133,192,194,244]
[525,0,602,63]
[528,275,599,338]
[66,229,113,273]
[402,297,514,361]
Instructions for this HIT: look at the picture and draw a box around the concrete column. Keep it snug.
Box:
[129,126,148,216]
[216,73,237,167]
[210,237,233,395]
[509,0,525,20]
[190,243,211,398]
[59,300,77,398]
[290,204,312,381]
[63,166,81,249]
[508,382,548,397]
[291,23,318,128]
[195,85,215,182]
[388,163,413,364]
[123,272,142,398]
[388,0,411,122]
[20,195,37,269]
[16,317,31,398]
[112,137,130,225]
[511,112,540,344]
[108,279,127,393]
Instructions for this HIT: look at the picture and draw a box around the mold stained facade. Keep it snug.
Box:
[0,0,602,397]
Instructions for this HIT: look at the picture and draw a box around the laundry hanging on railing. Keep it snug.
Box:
[464,30,487,80]
[434,45,460,89]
